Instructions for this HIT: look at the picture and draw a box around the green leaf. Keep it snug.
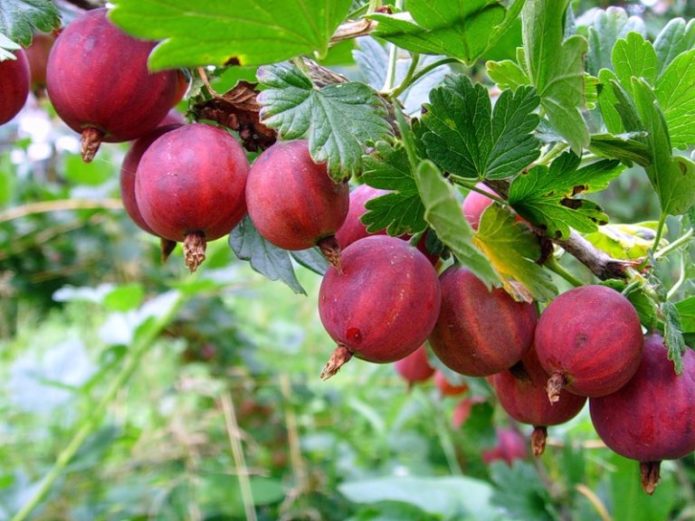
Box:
[522,0,589,153]
[662,301,685,374]
[582,221,659,260]
[198,474,284,516]
[413,160,499,287]
[588,132,650,166]
[473,204,556,302]
[420,75,540,180]
[0,33,20,61]
[597,69,625,134]
[485,59,530,91]
[612,32,658,94]
[339,476,499,520]
[109,0,352,69]
[361,142,426,236]
[655,49,695,150]
[654,18,695,76]
[352,501,440,521]
[228,216,306,295]
[490,461,558,521]
[607,77,644,133]
[368,0,506,65]
[103,284,145,312]
[580,7,645,76]
[290,248,328,276]
[675,297,695,333]
[257,63,391,180]
[0,0,60,47]
[632,78,695,216]
[63,154,112,186]
[508,152,623,239]
[609,453,677,521]
[353,37,451,116]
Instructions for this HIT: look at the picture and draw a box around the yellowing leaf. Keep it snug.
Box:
[473,204,556,302]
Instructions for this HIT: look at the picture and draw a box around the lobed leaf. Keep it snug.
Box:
[360,142,426,236]
[0,33,21,61]
[675,297,695,334]
[580,6,645,76]
[473,204,556,302]
[109,0,352,69]
[612,32,658,94]
[368,0,506,65]
[654,17,695,76]
[257,63,392,180]
[655,49,695,150]
[632,78,695,216]
[420,75,540,181]
[0,0,59,47]
[485,59,529,91]
[662,301,685,374]
[413,160,499,288]
[229,217,306,295]
[508,152,623,239]
[522,0,589,153]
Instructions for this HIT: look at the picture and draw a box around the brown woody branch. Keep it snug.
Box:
[556,231,635,280]
[484,179,633,280]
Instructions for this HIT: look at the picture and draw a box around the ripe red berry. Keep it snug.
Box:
[134,123,248,271]
[335,184,388,249]
[25,33,54,96]
[0,50,30,125]
[246,140,349,264]
[46,8,182,162]
[434,371,469,397]
[590,334,695,494]
[429,266,537,376]
[336,184,439,265]
[394,345,435,385]
[534,285,643,401]
[482,428,527,466]
[120,124,181,236]
[319,236,441,378]
[490,347,586,455]
[462,182,499,230]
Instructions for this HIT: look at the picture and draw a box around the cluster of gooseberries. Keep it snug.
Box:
[1,7,693,497]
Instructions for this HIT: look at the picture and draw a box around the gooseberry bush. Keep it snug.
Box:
[0,0,694,519]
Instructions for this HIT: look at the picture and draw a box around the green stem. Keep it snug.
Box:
[388,53,420,99]
[545,257,584,287]
[220,392,257,521]
[453,178,506,205]
[621,279,641,296]
[395,109,418,168]
[415,388,463,476]
[11,292,186,521]
[536,143,568,166]
[405,57,459,88]
[654,227,693,260]
[667,255,686,301]
[380,0,403,92]
[652,213,667,255]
